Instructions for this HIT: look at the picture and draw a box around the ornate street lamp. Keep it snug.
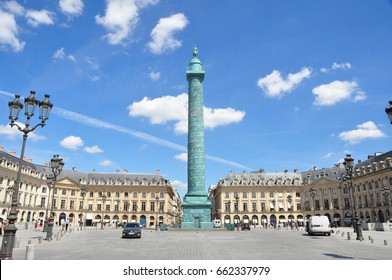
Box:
[0,92,52,260]
[287,193,293,226]
[45,155,64,241]
[42,175,54,232]
[235,193,240,231]
[309,187,316,216]
[80,188,87,230]
[101,194,107,229]
[343,154,363,240]
[116,198,120,228]
[381,186,390,206]
[155,195,159,231]
[385,101,392,124]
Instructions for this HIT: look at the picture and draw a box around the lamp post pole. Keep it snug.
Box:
[287,193,293,229]
[101,194,106,229]
[45,155,64,241]
[235,194,239,231]
[80,188,87,230]
[116,198,120,228]
[42,176,54,232]
[343,154,363,240]
[309,187,316,216]
[156,195,159,231]
[0,92,52,259]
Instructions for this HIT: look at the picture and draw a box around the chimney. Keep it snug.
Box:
[72,167,77,171]
[116,169,120,173]
[0,146,4,151]
[124,169,128,173]
[156,169,161,175]
[27,158,32,163]
[9,151,16,157]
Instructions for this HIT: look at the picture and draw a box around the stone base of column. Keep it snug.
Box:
[181,195,212,229]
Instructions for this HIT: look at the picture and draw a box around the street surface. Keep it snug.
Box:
[5,226,392,260]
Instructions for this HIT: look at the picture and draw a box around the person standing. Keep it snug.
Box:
[65,218,70,232]
[60,218,65,231]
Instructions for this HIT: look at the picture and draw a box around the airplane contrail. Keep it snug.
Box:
[1,90,251,170]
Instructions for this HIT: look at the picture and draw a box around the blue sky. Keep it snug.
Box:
[1,0,392,198]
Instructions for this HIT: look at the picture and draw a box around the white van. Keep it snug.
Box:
[306,216,331,236]
[213,220,221,228]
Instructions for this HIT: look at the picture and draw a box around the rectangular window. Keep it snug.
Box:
[242,202,247,212]
[333,198,339,209]
[261,202,266,211]
[260,192,265,198]
[150,202,155,212]
[225,202,231,212]
[89,191,93,197]
[60,200,66,209]
[79,201,83,210]
[323,199,329,210]
[88,204,92,211]
[71,190,75,196]
[70,200,75,209]
[40,197,46,207]
[133,192,137,198]
[252,192,256,198]
[132,202,137,211]
[269,192,274,198]
[105,204,110,211]
[315,200,320,210]
[225,192,229,198]
[243,192,247,198]
[97,204,102,211]
[159,202,164,211]
[142,192,146,198]
[252,202,257,211]
[62,189,66,195]
[141,202,146,211]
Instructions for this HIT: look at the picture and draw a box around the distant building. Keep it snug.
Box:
[212,153,392,227]
[0,147,181,228]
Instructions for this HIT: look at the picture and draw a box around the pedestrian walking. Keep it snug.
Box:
[65,218,70,232]
[60,218,65,231]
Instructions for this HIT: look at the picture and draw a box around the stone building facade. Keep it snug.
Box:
[0,148,182,228]
[212,152,392,227]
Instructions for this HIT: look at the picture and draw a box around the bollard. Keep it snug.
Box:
[384,240,388,246]
[25,244,35,260]
[368,236,371,240]
[38,236,43,244]
[56,232,61,241]
[341,232,344,237]
[371,238,374,243]
[347,232,351,240]
[28,240,32,245]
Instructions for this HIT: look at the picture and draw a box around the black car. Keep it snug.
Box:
[241,223,251,230]
[122,222,142,238]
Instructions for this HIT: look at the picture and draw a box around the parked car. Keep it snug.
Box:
[306,216,331,236]
[122,222,142,238]
[241,223,251,230]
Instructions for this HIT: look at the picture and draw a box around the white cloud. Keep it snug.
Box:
[60,135,84,150]
[339,121,386,144]
[3,1,25,16]
[127,94,245,134]
[312,80,366,106]
[174,153,187,162]
[0,10,25,52]
[147,13,189,55]
[59,0,84,16]
[149,71,160,81]
[95,0,158,45]
[321,62,352,73]
[26,9,55,28]
[52,48,77,62]
[257,68,311,98]
[0,122,45,141]
[84,145,103,154]
[99,160,112,166]
[170,179,187,190]
[53,48,66,59]
[323,152,335,158]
